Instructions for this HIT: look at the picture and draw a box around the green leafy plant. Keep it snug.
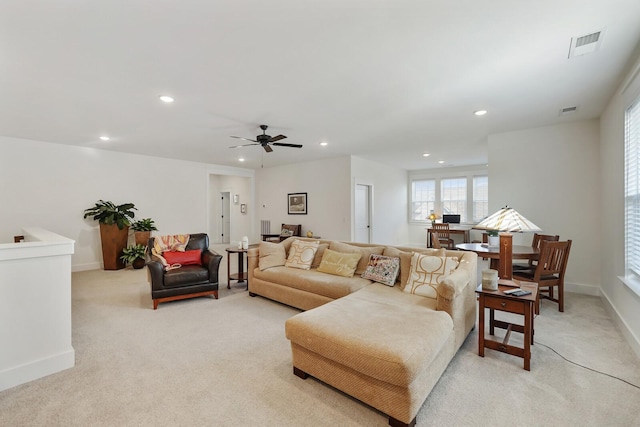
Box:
[120,244,147,264]
[83,200,136,230]
[486,230,499,237]
[131,218,158,232]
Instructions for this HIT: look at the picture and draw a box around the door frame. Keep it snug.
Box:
[353,180,373,243]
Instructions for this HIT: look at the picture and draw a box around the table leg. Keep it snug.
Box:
[524,301,531,371]
[237,251,245,284]
[478,295,485,357]
[227,252,231,288]
[489,308,495,336]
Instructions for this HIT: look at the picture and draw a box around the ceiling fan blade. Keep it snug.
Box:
[230,136,258,142]
[263,144,273,153]
[272,142,303,148]
[229,143,259,148]
[268,134,287,142]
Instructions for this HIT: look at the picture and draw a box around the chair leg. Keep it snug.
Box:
[153,299,159,310]
[559,284,564,312]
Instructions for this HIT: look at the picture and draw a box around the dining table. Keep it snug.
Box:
[455,242,539,271]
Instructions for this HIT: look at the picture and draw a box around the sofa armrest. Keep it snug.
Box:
[202,250,222,284]
[247,248,259,282]
[436,267,471,316]
[147,259,165,290]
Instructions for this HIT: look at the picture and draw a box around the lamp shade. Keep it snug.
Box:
[473,206,541,233]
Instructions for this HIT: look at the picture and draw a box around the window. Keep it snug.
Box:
[409,171,488,223]
[411,179,435,221]
[625,97,640,277]
[441,178,467,221]
[473,176,489,222]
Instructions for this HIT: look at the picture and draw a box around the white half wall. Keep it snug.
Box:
[0,136,253,271]
[488,120,601,295]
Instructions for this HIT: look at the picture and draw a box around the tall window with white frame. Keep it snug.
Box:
[411,179,436,221]
[473,176,489,222]
[625,97,640,279]
[441,178,467,221]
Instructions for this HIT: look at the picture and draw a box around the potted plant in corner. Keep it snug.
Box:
[120,244,147,269]
[131,218,157,246]
[83,200,137,270]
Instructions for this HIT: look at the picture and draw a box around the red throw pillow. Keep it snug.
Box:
[163,249,201,266]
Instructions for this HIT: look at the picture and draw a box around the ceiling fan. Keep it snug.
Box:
[229,124,303,152]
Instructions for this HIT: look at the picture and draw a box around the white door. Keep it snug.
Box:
[221,192,230,244]
[355,184,371,243]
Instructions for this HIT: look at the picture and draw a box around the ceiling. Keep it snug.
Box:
[1,1,640,171]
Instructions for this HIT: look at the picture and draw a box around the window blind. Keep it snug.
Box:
[625,98,640,276]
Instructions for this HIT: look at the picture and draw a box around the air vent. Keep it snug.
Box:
[568,29,605,58]
[559,106,579,116]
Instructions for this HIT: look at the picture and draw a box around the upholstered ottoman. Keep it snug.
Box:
[285,284,456,427]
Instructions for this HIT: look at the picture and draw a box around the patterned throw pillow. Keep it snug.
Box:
[403,253,459,299]
[317,249,361,277]
[285,239,319,270]
[361,254,400,286]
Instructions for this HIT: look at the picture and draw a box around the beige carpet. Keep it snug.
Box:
[1,267,639,427]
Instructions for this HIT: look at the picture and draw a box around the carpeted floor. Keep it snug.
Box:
[1,266,639,427]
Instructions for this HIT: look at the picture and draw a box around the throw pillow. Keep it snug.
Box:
[328,241,385,275]
[403,253,459,299]
[311,243,329,269]
[163,249,201,266]
[317,249,361,277]
[361,254,400,286]
[285,239,319,270]
[280,228,293,237]
[258,241,286,271]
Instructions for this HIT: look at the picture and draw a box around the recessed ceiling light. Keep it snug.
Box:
[238,158,245,162]
[320,142,328,146]
[423,153,430,157]
[438,160,445,164]
[159,95,174,103]
[474,110,487,116]
[99,136,110,141]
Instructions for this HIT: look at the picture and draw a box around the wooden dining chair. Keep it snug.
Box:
[430,223,455,249]
[512,233,560,272]
[430,234,442,249]
[512,239,572,313]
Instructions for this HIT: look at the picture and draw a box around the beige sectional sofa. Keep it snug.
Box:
[247,238,477,427]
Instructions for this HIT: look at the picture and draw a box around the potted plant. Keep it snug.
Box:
[120,244,147,269]
[83,200,137,270]
[486,230,500,247]
[131,218,157,246]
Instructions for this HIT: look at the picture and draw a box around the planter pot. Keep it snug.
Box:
[488,235,500,247]
[132,258,146,269]
[134,231,151,247]
[99,223,129,270]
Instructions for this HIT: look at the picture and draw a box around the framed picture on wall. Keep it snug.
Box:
[240,204,247,214]
[288,193,307,215]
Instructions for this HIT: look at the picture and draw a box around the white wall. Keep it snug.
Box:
[600,45,640,356]
[350,156,408,245]
[0,136,253,271]
[488,120,601,295]
[255,156,352,241]
[208,174,253,245]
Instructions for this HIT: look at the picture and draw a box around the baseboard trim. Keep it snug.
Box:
[565,281,600,296]
[600,289,640,360]
[72,262,101,272]
[0,348,75,392]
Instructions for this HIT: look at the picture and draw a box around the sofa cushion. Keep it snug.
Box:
[253,266,372,299]
[404,253,459,299]
[163,265,209,288]
[329,241,385,275]
[311,243,329,269]
[317,249,361,277]
[361,254,400,286]
[285,283,453,387]
[285,239,319,270]
[258,241,286,270]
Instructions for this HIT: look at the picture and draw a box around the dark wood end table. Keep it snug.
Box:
[225,245,258,290]
[476,280,538,371]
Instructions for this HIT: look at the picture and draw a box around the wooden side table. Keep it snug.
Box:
[225,245,257,290]
[476,281,538,371]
